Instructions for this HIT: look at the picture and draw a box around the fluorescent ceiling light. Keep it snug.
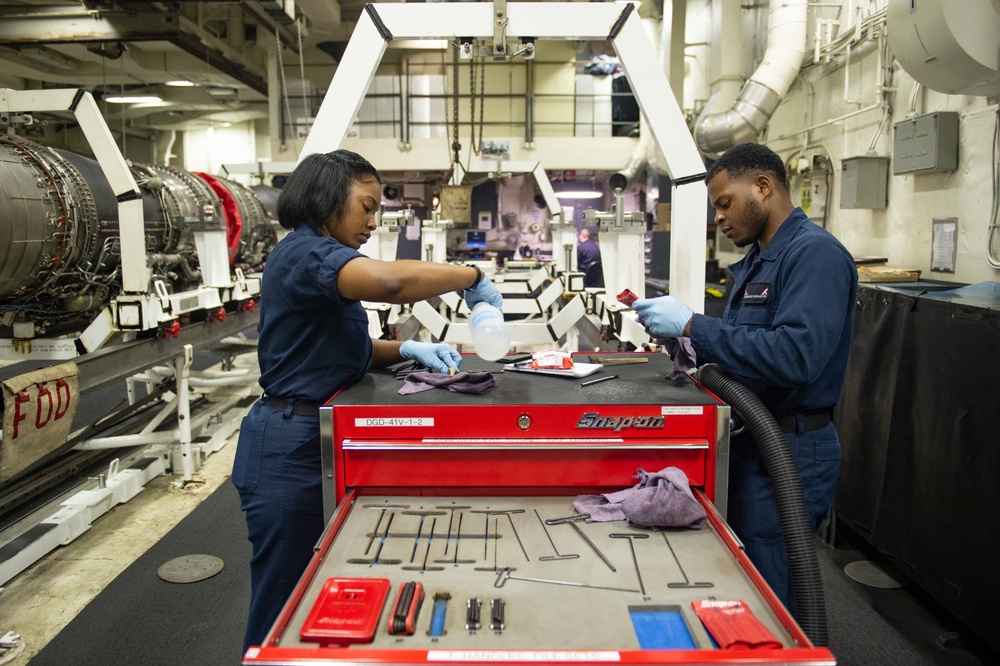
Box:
[389,40,449,50]
[554,190,603,199]
[165,80,197,87]
[105,95,163,104]
[20,47,78,72]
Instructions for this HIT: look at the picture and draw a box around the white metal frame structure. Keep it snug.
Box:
[0,89,148,293]
[300,1,708,314]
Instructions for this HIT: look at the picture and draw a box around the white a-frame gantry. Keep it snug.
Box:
[299,1,707,313]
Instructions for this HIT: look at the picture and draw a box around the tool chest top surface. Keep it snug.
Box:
[327,353,718,407]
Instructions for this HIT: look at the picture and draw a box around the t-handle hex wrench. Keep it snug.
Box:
[360,504,409,555]
[663,532,713,588]
[610,533,650,596]
[534,509,579,561]
[545,513,616,571]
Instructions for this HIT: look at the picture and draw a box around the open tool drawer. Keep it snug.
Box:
[243,354,836,664]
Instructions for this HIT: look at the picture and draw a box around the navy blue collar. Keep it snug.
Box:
[293,225,322,238]
[727,207,808,271]
[758,207,808,262]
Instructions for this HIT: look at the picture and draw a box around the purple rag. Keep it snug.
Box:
[662,337,697,380]
[572,467,706,529]
[397,371,497,396]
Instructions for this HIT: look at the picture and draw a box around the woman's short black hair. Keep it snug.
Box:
[705,142,787,191]
[276,150,381,231]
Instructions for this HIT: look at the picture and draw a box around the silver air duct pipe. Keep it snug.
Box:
[609,132,650,192]
[695,0,807,156]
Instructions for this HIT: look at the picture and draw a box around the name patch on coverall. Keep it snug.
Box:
[743,282,770,303]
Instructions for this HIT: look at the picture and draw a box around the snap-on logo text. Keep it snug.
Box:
[576,412,665,431]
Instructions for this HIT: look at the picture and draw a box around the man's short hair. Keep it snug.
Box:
[705,142,787,190]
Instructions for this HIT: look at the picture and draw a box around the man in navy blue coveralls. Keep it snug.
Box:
[633,142,858,616]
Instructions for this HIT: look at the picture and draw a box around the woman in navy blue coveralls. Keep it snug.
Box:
[633,143,858,617]
[232,150,504,653]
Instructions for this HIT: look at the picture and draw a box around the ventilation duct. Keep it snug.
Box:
[887,0,1000,97]
[694,0,807,156]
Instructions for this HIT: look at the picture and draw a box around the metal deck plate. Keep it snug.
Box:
[157,554,225,584]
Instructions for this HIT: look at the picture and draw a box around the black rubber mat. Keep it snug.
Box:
[30,482,250,666]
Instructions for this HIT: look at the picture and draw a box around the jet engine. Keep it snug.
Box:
[0,134,278,341]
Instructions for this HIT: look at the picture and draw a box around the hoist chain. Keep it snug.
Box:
[470,57,482,155]
[450,42,461,168]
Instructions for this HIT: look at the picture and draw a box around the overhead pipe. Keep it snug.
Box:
[694,0,807,156]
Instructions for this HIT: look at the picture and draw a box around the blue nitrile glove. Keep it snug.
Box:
[464,272,504,311]
[633,296,694,339]
[400,340,462,374]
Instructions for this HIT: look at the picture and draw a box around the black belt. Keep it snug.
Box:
[264,396,322,417]
[775,409,832,433]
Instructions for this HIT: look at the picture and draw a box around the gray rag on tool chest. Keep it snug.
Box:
[662,337,697,380]
[397,371,497,396]
[573,467,706,529]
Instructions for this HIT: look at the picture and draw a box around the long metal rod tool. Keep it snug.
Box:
[409,516,426,563]
[402,510,446,563]
[545,513,616,571]
[493,510,529,561]
[364,511,384,556]
[475,518,504,572]
[347,512,401,565]
[472,509,528,561]
[361,504,409,555]
[610,533,649,596]
[482,514,489,560]
[663,532,713,588]
[435,512,476,564]
[404,518,444,572]
[534,509,579,561]
[493,567,640,594]
[436,505,471,555]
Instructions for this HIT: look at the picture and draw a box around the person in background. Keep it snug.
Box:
[577,227,603,287]
[632,142,858,616]
[232,149,503,653]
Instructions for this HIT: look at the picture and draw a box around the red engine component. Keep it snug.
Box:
[160,321,181,338]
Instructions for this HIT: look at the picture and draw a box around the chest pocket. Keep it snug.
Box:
[730,279,776,328]
[734,305,776,328]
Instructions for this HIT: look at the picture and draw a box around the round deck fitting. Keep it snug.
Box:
[844,559,907,589]
[157,554,225,583]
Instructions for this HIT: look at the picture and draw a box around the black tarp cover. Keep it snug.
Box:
[835,283,1000,651]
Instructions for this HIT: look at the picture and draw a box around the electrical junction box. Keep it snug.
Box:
[840,157,889,209]
[893,112,959,174]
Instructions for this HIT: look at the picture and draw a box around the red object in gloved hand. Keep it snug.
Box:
[691,600,782,650]
[617,288,639,306]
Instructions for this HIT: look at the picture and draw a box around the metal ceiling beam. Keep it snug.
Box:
[173,15,269,95]
[0,8,273,95]
[0,10,182,44]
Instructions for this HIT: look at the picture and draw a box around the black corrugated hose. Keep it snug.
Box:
[696,363,828,647]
